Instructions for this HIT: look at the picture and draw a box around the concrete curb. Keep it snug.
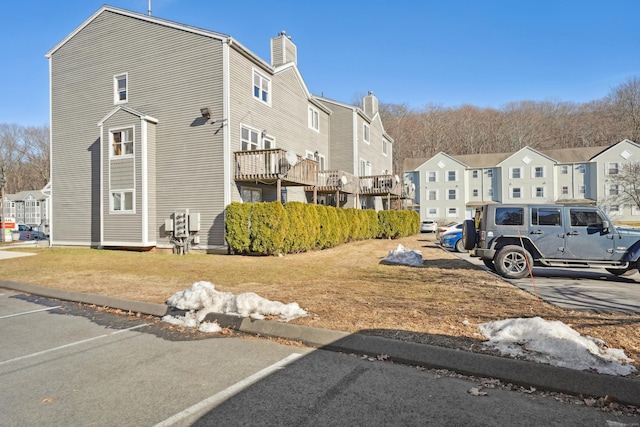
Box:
[2,280,639,407]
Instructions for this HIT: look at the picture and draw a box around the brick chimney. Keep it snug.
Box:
[271,31,297,67]
[363,91,378,117]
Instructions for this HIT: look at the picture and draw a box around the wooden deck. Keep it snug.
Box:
[234,149,318,186]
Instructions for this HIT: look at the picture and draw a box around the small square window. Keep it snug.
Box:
[562,186,569,195]
[472,170,479,178]
[472,189,479,197]
[111,190,134,212]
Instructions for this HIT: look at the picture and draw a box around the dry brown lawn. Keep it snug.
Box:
[1,234,639,375]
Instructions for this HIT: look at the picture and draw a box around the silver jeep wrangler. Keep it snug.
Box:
[462,204,640,280]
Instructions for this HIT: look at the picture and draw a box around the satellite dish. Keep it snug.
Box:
[340,175,348,185]
[395,174,400,184]
[285,151,298,166]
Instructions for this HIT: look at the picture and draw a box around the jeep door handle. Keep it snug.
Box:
[530,230,543,234]
[566,231,580,236]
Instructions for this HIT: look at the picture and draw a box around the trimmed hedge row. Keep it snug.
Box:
[225,201,419,255]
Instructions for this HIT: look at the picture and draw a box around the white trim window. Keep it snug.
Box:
[359,159,372,176]
[427,208,438,217]
[510,187,522,198]
[446,170,457,182]
[533,186,545,198]
[241,186,262,203]
[447,207,458,217]
[318,154,326,170]
[561,186,569,196]
[447,188,457,200]
[308,106,319,131]
[487,188,494,197]
[114,73,128,104]
[487,169,494,178]
[427,189,438,201]
[561,165,568,174]
[427,171,437,183]
[472,189,479,197]
[533,166,545,178]
[577,164,586,173]
[363,123,370,144]
[382,139,388,156]
[579,185,586,194]
[111,190,134,213]
[510,167,522,179]
[241,126,261,151]
[472,170,479,179]
[253,69,271,105]
[606,162,620,175]
[111,128,134,157]
[607,184,619,196]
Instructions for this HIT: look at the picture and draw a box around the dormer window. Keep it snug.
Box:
[114,73,128,104]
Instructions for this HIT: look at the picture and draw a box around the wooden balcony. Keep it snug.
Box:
[359,175,403,197]
[234,149,318,186]
[306,170,358,194]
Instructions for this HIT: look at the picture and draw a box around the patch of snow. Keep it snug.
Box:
[479,317,636,376]
[163,281,307,332]
[384,244,423,267]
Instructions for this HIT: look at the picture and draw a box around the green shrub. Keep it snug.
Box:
[250,202,288,255]
[225,202,252,254]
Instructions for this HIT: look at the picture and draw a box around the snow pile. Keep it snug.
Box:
[163,281,307,332]
[383,244,423,267]
[479,317,636,376]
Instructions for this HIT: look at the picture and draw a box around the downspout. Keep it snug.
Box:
[222,38,232,247]
[47,55,53,248]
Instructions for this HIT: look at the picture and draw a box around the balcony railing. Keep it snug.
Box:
[310,170,358,194]
[359,174,403,197]
[234,149,318,186]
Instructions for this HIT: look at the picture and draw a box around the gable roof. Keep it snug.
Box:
[97,105,158,127]
[588,139,640,161]
[46,5,230,59]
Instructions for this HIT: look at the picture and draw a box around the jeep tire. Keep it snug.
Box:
[461,220,477,250]
[494,245,532,279]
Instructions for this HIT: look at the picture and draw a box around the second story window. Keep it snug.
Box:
[382,139,388,156]
[447,170,457,181]
[606,162,619,175]
[534,166,545,178]
[428,171,437,182]
[253,70,271,104]
[111,128,133,156]
[114,73,128,104]
[561,165,569,174]
[472,170,479,178]
[308,106,319,131]
[363,124,370,144]
[487,169,494,178]
[241,126,260,151]
[511,167,522,179]
[447,189,457,200]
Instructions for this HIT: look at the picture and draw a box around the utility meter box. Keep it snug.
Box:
[173,209,189,238]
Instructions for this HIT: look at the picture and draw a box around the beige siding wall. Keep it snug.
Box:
[318,101,354,173]
[228,49,329,203]
[50,10,226,246]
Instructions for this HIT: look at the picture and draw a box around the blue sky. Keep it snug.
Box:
[2,0,639,127]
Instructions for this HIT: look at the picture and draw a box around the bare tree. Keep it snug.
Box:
[0,123,49,193]
[605,162,640,211]
[605,76,640,143]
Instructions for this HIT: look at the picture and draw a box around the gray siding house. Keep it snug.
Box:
[46,6,400,252]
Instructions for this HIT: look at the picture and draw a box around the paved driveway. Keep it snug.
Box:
[456,251,640,314]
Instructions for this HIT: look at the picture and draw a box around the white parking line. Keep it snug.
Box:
[154,352,304,427]
[0,306,62,320]
[0,324,147,366]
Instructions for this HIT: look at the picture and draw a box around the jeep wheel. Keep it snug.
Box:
[494,245,532,279]
[455,238,465,253]
[482,258,496,271]
[461,220,477,250]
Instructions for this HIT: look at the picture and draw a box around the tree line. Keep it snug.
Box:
[378,76,640,175]
[2,76,640,194]
[0,123,49,194]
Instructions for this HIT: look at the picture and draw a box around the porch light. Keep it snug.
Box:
[200,107,211,119]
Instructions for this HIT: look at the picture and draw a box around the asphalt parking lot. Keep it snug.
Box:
[455,250,640,314]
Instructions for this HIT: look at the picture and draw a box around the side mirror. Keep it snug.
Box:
[602,220,610,233]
